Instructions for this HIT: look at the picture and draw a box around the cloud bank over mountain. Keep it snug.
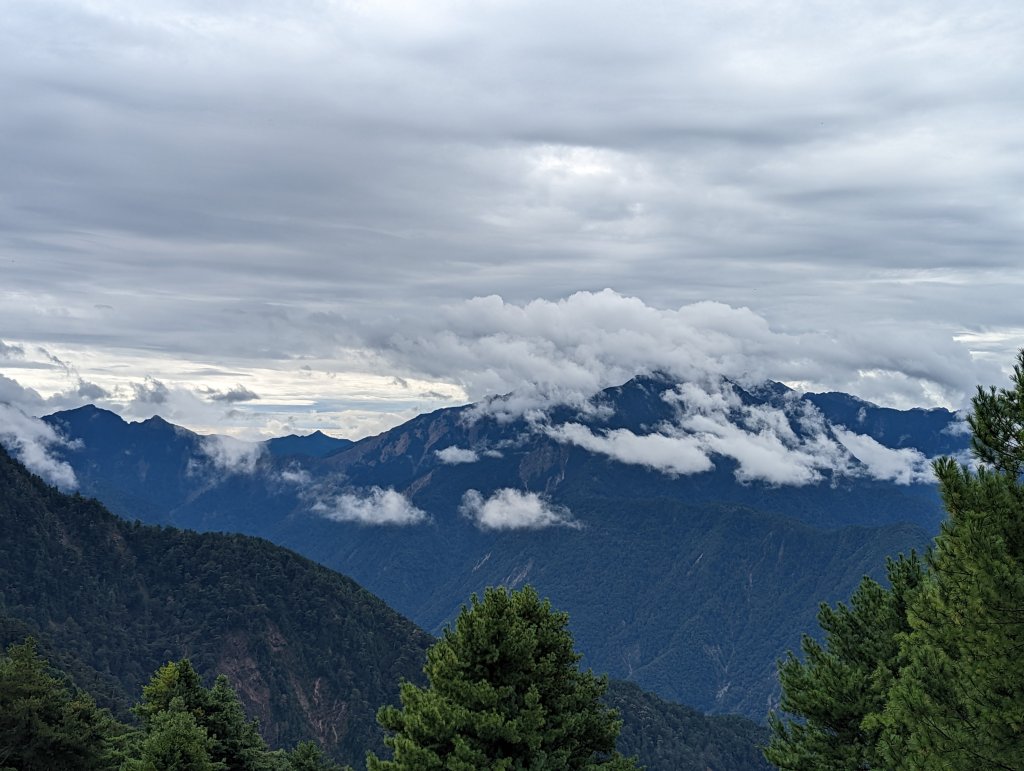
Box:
[1,287,998,442]
[436,446,480,464]
[543,377,938,487]
[376,291,994,416]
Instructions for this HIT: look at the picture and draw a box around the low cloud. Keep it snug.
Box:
[833,428,935,485]
[435,446,480,464]
[0,404,78,489]
[546,379,944,487]
[196,435,265,475]
[312,486,428,525]
[459,488,579,531]
[279,465,312,485]
[547,423,712,476]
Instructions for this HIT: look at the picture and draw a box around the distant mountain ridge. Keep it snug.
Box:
[39,374,967,719]
[266,430,354,459]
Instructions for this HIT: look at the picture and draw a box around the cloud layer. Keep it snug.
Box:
[312,486,429,526]
[436,446,480,464]
[196,435,266,476]
[547,379,938,486]
[459,488,579,531]
[2,0,1023,436]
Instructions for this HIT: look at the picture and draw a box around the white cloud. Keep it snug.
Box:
[459,488,579,531]
[546,423,713,476]
[435,446,480,464]
[279,465,311,485]
[544,378,948,487]
[312,486,428,526]
[0,403,78,489]
[196,435,265,475]
[833,428,935,485]
[377,291,994,424]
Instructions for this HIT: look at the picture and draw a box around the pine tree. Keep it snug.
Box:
[366,585,638,770]
[877,352,1024,769]
[127,702,218,771]
[133,660,286,771]
[765,554,923,770]
[288,740,349,771]
[0,638,124,771]
[768,350,1024,769]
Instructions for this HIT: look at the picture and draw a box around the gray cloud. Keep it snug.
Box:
[208,384,260,403]
[1,1,1022,437]
[459,488,579,531]
[0,341,24,359]
[131,377,170,405]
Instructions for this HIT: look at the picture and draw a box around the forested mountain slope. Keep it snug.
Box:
[0,446,771,770]
[0,445,431,767]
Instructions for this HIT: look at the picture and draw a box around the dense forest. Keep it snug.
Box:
[0,442,430,766]
[0,443,768,769]
[0,641,344,770]
[767,352,1024,769]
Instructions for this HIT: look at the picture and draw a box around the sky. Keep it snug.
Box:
[2,0,1023,441]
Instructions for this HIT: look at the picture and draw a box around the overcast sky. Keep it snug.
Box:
[2,0,1022,439]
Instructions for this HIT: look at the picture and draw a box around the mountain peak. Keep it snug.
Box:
[51,403,124,422]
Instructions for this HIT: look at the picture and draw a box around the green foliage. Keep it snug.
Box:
[133,660,282,770]
[768,350,1024,770]
[0,444,431,767]
[367,586,638,770]
[605,680,770,771]
[0,638,132,771]
[126,705,218,771]
[0,444,770,770]
[765,555,923,770]
[289,740,350,770]
[875,355,1024,769]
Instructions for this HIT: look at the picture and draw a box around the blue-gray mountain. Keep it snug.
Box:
[42,375,966,719]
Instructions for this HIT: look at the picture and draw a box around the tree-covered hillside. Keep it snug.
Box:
[0,444,771,770]
[0,444,432,767]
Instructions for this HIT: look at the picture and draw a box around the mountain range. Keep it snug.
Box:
[40,373,966,719]
[0,442,770,770]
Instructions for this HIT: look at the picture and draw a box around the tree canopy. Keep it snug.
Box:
[367,585,638,770]
[0,642,345,771]
[767,349,1024,770]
